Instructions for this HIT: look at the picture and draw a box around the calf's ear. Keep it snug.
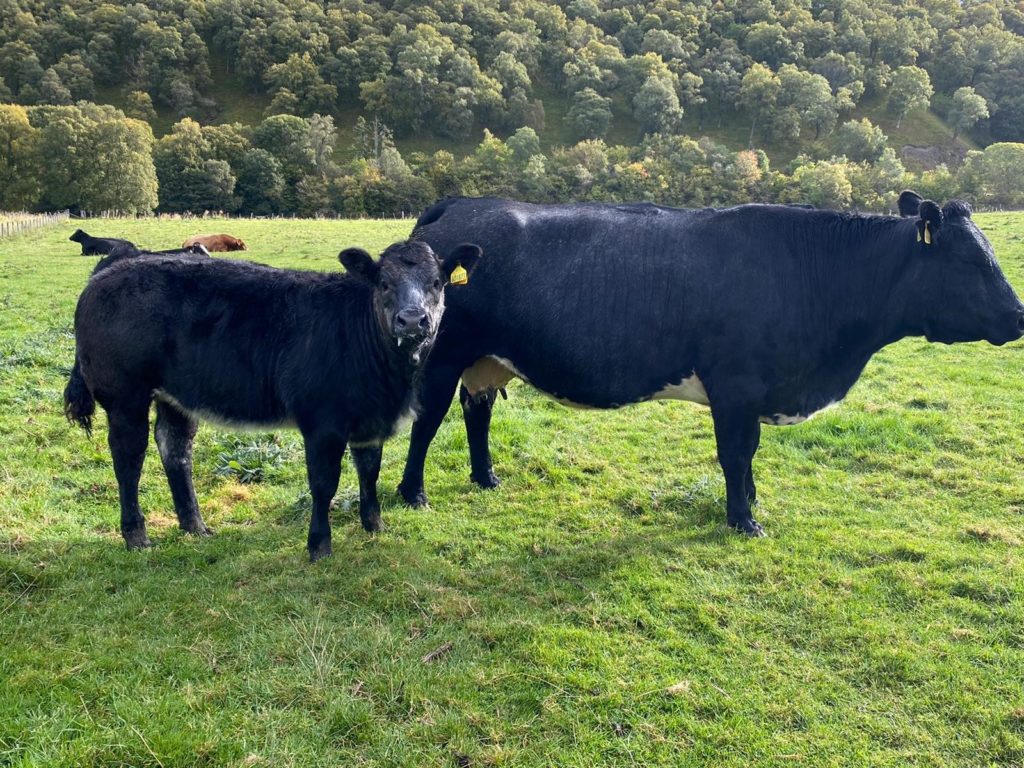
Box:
[916,200,943,246]
[897,189,923,217]
[339,247,380,281]
[440,243,482,286]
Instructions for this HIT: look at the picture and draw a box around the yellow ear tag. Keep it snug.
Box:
[449,263,468,286]
[923,221,932,245]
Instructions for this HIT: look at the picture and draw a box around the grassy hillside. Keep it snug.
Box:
[96,64,975,168]
[2,216,1024,766]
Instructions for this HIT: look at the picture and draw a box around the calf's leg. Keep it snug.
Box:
[351,444,383,532]
[710,406,766,537]
[398,362,463,507]
[303,431,346,562]
[460,385,500,489]
[745,424,760,505]
[107,401,152,549]
[154,401,210,536]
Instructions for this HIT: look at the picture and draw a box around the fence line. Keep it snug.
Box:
[0,211,70,239]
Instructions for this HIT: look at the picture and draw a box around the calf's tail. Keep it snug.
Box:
[63,356,95,437]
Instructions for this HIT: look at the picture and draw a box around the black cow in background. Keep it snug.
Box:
[398,195,1024,536]
[69,229,135,255]
[92,243,211,274]
[64,241,481,560]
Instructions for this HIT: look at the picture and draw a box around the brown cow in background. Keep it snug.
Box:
[182,234,247,252]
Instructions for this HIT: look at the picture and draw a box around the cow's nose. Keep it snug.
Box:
[394,308,429,337]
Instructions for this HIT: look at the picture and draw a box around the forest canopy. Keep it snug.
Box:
[2,0,1024,214]
[3,0,1024,141]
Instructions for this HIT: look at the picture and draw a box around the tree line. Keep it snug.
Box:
[3,103,1024,216]
[1,0,1023,148]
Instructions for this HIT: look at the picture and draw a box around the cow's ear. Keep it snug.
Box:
[440,243,482,286]
[942,199,972,222]
[917,200,943,246]
[897,189,923,217]
[339,247,379,281]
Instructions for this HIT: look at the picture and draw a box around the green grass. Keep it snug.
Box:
[2,215,1024,766]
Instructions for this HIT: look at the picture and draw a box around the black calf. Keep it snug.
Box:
[65,241,480,560]
[69,229,135,255]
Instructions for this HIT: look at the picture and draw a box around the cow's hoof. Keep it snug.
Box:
[730,518,767,537]
[361,515,382,533]
[123,529,152,550]
[397,482,428,508]
[181,519,213,536]
[308,540,333,562]
[471,470,501,489]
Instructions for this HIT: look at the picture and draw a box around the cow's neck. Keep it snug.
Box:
[813,216,920,362]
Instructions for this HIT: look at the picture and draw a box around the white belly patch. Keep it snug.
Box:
[154,389,296,431]
[462,356,522,396]
[760,400,839,426]
[651,373,710,406]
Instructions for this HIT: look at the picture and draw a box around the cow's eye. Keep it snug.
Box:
[433,278,441,290]
[380,280,390,292]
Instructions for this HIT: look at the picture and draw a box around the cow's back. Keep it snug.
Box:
[76,256,354,423]
[414,198,769,405]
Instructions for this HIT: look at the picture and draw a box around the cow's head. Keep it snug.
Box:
[909,197,1024,346]
[232,237,247,251]
[339,240,481,357]
[69,229,87,243]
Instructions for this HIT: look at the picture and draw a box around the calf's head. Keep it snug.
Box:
[909,197,1024,346]
[339,240,481,353]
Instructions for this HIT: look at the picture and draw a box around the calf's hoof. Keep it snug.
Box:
[471,469,501,489]
[123,528,152,550]
[730,517,767,537]
[308,539,333,562]
[397,482,428,508]
[181,518,213,536]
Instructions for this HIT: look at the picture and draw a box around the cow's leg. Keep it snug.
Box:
[154,401,211,536]
[303,431,346,562]
[398,362,463,507]
[351,443,383,532]
[711,406,766,537]
[745,423,761,505]
[107,400,152,549]
[460,385,499,489]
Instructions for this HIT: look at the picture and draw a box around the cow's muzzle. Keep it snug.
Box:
[989,308,1024,346]
[393,307,430,343]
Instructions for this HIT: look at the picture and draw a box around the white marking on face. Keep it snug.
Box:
[651,373,710,406]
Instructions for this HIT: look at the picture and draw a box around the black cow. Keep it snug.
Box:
[64,241,481,560]
[92,243,211,274]
[398,196,1024,536]
[69,229,135,255]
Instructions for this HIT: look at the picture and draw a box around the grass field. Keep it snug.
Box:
[2,214,1024,767]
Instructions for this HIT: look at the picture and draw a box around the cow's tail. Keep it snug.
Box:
[63,355,95,437]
